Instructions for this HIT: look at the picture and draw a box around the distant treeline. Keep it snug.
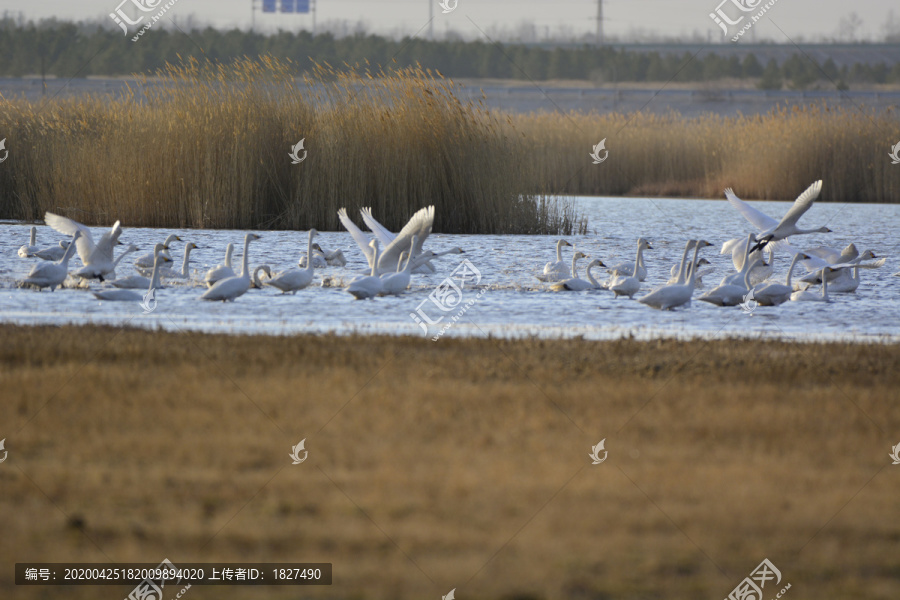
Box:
[1,20,900,88]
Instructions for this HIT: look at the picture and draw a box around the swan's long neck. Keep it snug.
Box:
[370,244,380,277]
[304,231,315,274]
[740,233,756,274]
[112,248,134,269]
[571,254,580,279]
[181,245,192,276]
[821,270,829,299]
[253,266,269,287]
[29,227,36,246]
[686,243,703,287]
[556,241,564,263]
[586,263,601,287]
[240,235,252,278]
[634,241,644,270]
[149,255,165,289]
[675,242,694,285]
[797,226,828,235]
[785,253,804,287]
[224,244,234,269]
[60,236,79,266]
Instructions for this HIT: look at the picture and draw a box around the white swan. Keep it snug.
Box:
[338,206,433,274]
[720,234,761,287]
[347,240,384,299]
[790,267,831,302]
[699,259,760,307]
[44,212,123,270]
[550,253,603,291]
[204,243,235,288]
[796,250,881,285]
[379,235,420,296]
[609,269,641,298]
[535,239,573,282]
[32,240,71,261]
[259,230,319,294]
[93,253,172,302]
[725,181,830,252]
[299,244,328,268]
[607,238,652,281]
[638,240,711,310]
[22,231,82,291]
[18,226,39,257]
[160,242,199,279]
[359,206,453,273]
[74,244,139,281]
[750,252,810,306]
[201,233,260,302]
[134,234,180,274]
[667,257,712,288]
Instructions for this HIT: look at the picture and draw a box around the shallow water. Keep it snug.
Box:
[1,197,898,342]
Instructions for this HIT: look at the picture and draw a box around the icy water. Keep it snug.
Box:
[1,197,898,341]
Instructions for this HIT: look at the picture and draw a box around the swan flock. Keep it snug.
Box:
[13,184,892,325]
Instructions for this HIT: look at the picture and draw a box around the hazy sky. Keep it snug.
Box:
[5,0,896,42]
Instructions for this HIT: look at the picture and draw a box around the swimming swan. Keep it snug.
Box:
[638,240,711,310]
[607,238,652,281]
[93,254,172,302]
[22,231,83,291]
[18,226,39,257]
[204,243,235,288]
[536,239,573,282]
[201,233,260,302]
[347,240,384,299]
[260,230,319,294]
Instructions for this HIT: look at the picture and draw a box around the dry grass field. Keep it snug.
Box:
[0,325,898,599]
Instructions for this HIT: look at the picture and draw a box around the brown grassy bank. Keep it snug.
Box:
[0,58,899,235]
[0,325,898,600]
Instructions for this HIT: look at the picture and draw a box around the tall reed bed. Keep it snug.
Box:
[515,105,900,202]
[0,57,582,234]
[0,57,897,236]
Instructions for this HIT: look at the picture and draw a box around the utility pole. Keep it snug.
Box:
[596,0,603,46]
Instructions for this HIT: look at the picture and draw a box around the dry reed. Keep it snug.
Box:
[0,57,897,237]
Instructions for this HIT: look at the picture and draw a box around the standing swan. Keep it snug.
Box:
[201,234,260,302]
[22,231,83,291]
[160,242,199,279]
[751,252,810,306]
[550,252,599,291]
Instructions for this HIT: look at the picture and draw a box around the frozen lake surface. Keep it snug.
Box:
[1,197,898,342]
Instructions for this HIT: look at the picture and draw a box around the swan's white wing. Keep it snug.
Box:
[724,188,777,232]
[378,206,434,273]
[44,212,95,264]
[777,180,822,228]
[359,207,396,246]
[337,208,374,266]
[91,220,122,264]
